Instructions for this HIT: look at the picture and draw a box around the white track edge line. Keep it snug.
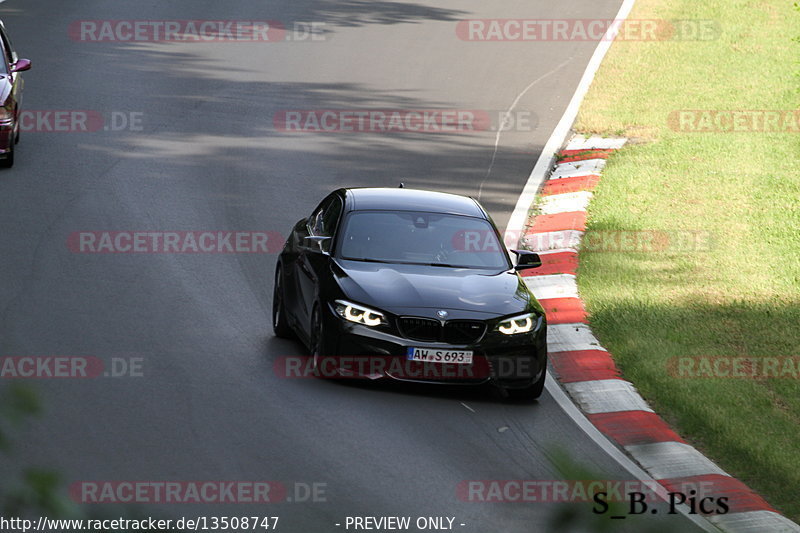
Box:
[544,378,719,531]
[505,0,634,239]
[502,0,718,529]
[504,0,797,522]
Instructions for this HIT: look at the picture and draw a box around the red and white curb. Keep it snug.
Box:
[517,135,800,533]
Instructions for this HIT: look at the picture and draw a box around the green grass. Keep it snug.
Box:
[571,0,800,521]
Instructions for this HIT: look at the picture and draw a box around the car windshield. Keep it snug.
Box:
[338,210,510,269]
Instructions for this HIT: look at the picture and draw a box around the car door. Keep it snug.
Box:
[295,193,343,329]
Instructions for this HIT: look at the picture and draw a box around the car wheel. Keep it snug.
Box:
[272,265,294,339]
[14,121,20,144]
[504,361,547,401]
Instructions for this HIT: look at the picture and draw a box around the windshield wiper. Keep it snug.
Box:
[343,257,486,269]
[425,262,468,268]
[343,257,420,265]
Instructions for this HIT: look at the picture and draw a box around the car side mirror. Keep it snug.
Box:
[303,236,331,255]
[511,250,541,271]
[11,59,31,73]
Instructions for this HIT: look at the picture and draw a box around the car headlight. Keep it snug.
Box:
[497,313,541,335]
[335,300,386,327]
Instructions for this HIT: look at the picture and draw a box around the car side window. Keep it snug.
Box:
[309,195,342,238]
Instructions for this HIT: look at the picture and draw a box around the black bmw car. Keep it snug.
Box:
[272,187,547,399]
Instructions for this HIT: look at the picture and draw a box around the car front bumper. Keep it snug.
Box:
[322,305,547,390]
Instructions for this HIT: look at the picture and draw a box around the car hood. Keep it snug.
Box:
[332,259,539,318]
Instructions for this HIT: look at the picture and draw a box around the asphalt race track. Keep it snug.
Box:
[0,1,706,532]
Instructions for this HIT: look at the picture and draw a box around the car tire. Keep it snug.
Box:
[14,121,20,144]
[504,361,547,401]
[272,265,294,339]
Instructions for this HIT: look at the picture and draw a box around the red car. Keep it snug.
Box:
[0,19,30,168]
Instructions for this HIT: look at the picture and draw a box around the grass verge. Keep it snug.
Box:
[573,0,800,521]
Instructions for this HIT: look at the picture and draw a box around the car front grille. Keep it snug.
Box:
[397,317,440,342]
[444,321,487,344]
[397,317,486,344]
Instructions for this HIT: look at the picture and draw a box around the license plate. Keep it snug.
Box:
[406,348,473,364]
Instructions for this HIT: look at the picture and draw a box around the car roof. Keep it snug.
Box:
[344,188,486,218]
